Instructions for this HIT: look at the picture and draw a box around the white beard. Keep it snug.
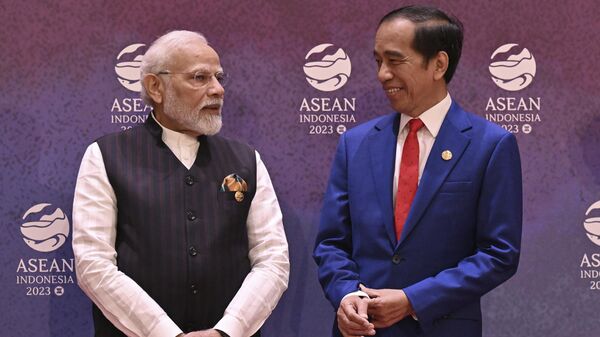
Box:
[163,88,223,136]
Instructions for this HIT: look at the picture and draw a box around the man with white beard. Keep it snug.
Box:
[72,31,289,337]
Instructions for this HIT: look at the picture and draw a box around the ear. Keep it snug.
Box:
[432,51,449,81]
[142,74,164,105]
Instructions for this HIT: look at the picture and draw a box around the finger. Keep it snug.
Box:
[365,297,382,314]
[346,326,376,336]
[340,303,375,332]
[338,311,373,334]
[360,285,379,298]
[339,318,376,337]
[342,302,371,327]
[357,297,369,320]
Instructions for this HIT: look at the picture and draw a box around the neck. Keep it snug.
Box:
[405,87,448,118]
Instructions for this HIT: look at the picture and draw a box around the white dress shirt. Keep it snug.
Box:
[72,114,290,337]
[343,93,451,301]
[392,93,451,204]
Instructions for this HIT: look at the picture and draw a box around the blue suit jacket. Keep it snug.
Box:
[314,102,522,337]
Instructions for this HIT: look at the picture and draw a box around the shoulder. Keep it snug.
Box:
[466,112,516,151]
[95,124,146,145]
[451,103,514,146]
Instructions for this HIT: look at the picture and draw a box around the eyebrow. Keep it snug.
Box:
[373,50,407,59]
[189,67,224,74]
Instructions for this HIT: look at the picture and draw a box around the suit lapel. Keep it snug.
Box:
[368,113,400,246]
[398,102,472,246]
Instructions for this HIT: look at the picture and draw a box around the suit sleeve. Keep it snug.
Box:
[313,133,362,309]
[403,132,523,330]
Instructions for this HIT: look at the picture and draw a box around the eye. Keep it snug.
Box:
[193,73,208,82]
[215,72,229,86]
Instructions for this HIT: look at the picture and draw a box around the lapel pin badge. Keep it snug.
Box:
[235,191,245,202]
[441,150,453,161]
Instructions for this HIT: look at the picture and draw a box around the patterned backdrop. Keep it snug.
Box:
[1,0,599,336]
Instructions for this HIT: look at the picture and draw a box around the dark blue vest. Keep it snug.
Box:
[93,115,257,336]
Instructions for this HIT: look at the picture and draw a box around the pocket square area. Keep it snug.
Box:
[220,173,248,192]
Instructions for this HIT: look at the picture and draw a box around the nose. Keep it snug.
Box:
[207,76,225,97]
[377,62,393,83]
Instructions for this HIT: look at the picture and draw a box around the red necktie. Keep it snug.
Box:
[395,118,425,241]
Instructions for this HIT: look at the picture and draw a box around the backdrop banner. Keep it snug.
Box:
[1,1,599,336]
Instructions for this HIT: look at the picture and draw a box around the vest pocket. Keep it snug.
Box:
[217,191,251,212]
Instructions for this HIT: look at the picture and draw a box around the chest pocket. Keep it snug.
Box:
[437,181,472,194]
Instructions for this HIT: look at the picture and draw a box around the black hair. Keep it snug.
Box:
[378,5,463,83]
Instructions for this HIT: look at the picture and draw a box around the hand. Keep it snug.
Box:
[337,295,375,337]
[184,329,223,337]
[360,285,414,329]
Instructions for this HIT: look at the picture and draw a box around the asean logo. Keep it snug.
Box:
[303,43,351,92]
[20,203,70,252]
[489,43,536,91]
[115,43,146,92]
[584,200,600,247]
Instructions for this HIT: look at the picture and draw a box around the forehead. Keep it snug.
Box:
[374,18,417,56]
[168,42,222,72]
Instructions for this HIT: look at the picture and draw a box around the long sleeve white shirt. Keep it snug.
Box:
[72,116,290,337]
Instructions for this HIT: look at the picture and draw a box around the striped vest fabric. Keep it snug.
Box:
[93,116,257,336]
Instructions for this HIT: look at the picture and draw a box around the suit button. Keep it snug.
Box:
[189,246,198,256]
[185,175,195,186]
[392,254,402,264]
[187,211,197,221]
[191,284,198,294]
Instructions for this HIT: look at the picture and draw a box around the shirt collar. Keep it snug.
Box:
[399,93,452,137]
[151,112,199,147]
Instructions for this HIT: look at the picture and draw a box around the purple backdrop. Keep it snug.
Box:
[1,0,599,336]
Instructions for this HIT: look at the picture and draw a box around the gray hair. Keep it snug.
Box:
[140,30,208,106]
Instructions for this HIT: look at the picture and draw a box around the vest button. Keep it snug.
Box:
[191,284,198,295]
[187,211,197,221]
[189,246,198,256]
[392,254,402,264]
[185,175,195,186]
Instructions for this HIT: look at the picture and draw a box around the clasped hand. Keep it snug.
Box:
[336,285,414,337]
[178,329,222,337]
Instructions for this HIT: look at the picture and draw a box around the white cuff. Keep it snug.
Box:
[342,290,370,301]
[147,315,182,337]
[214,314,245,337]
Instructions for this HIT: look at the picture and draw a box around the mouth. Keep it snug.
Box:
[201,103,222,113]
[385,87,404,95]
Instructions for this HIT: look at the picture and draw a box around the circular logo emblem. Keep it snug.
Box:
[20,203,70,252]
[115,43,146,92]
[584,200,600,246]
[303,43,351,92]
[489,43,536,91]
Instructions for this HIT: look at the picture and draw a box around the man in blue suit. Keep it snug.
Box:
[314,5,522,337]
